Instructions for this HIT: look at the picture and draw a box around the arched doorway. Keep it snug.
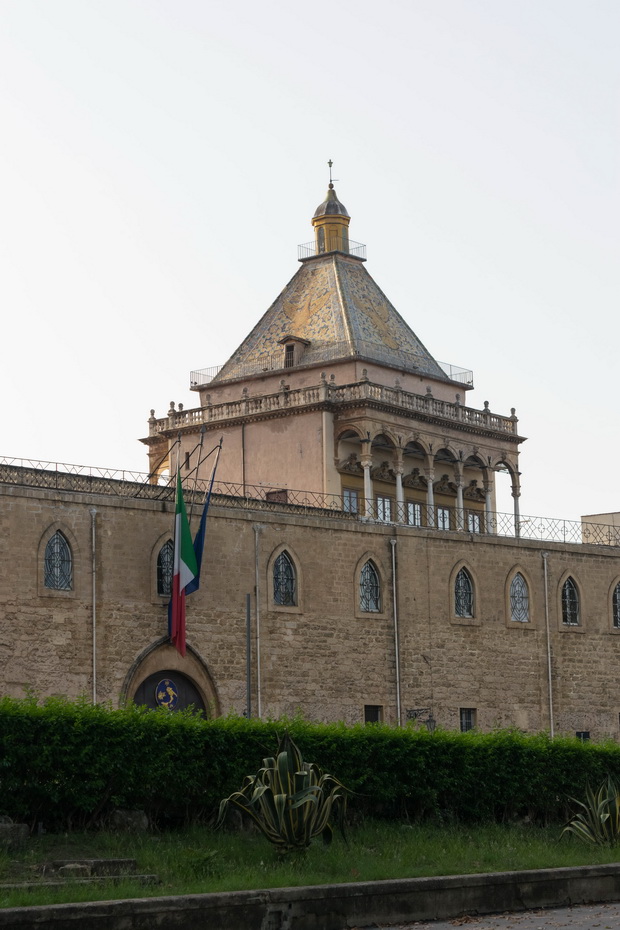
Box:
[122,638,220,716]
[133,670,206,714]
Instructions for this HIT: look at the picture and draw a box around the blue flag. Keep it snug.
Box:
[185,441,221,596]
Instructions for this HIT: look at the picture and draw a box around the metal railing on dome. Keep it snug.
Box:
[1,456,619,548]
[297,239,367,260]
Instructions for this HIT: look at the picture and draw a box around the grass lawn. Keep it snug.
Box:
[2,819,619,908]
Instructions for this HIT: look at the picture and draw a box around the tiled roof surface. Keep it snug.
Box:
[214,253,447,382]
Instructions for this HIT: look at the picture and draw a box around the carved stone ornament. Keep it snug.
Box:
[464,479,486,501]
[402,467,427,490]
[337,453,364,476]
[433,473,457,496]
[370,460,395,482]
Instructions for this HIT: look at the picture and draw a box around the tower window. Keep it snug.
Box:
[407,502,422,526]
[44,531,73,591]
[376,495,392,522]
[284,344,295,368]
[343,488,359,514]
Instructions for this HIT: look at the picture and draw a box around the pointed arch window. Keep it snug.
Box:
[274,551,296,606]
[562,577,580,626]
[510,572,529,622]
[360,560,381,612]
[454,568,474,618]
[613,583,620,629]
[44,531,73,590]
[157,539,174,597]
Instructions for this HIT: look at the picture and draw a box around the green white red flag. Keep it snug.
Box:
[169,468,198,656]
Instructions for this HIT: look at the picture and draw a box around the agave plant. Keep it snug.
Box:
[216,732,349,852]
[562,777,620,846]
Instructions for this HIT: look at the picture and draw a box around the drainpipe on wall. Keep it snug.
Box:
[90,508,97,704]
[253,524,263,718]
[542,551,554,738]
[390,537,402,726]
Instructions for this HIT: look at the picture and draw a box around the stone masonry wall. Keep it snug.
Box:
[2,477,620,738]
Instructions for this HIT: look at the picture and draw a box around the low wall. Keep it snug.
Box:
[1,864,620,930]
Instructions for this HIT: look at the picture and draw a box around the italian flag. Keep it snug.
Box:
[170,468,198,657]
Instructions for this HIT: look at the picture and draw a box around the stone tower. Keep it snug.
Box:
[143,181,525,532]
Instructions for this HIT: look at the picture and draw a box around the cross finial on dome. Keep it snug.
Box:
[328,159,336,189]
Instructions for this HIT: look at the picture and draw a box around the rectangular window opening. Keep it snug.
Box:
[343,488,359,514]
[460,707,477,732]
[364,705,383,724]
[376,495,392,523]
[437,506,450,530]
[407,502,422,526]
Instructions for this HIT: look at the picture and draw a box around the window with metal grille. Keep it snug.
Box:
[407,502,422,526]
[467,512,481,533]
[454,567,473,618]
[157,539,174,597]
[360,560,380,612]
[274,551,296,606]
[44,531,73,590]
[460,707,477,732]
[364,704,383,724]
[343,488,359,514]
[562,577,580,626]
[613,583,620,628]
[376,495,392,522]
[437,506,450,530]
[284,344,295,368]
[510,572,529,622]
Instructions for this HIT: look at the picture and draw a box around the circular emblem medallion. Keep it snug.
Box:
[155,678,179,709]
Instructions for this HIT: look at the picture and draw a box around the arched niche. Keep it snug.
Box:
[122,638,220,716]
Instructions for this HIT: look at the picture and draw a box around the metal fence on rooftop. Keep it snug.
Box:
[0,457,618,549]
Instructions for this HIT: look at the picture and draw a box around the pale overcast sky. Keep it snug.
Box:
[1,1,618,522]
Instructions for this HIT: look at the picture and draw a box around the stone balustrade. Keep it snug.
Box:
[151,380,518,436]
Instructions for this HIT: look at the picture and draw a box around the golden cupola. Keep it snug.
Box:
[311,182,351,254]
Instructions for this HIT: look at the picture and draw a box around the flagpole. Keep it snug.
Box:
[168,435,182,648]
[188,424,206,527]
[183,438,223,599]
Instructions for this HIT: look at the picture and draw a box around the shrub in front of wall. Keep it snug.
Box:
[2,696,620,830]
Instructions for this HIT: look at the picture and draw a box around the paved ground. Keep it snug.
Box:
[367,901,620,929]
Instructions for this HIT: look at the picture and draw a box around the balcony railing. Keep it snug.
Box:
[155,379,512,435]
[297,239,367,261]
[190,349,473,388]
[0,458,618,548]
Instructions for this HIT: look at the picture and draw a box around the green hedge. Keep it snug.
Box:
[1,695,620,829]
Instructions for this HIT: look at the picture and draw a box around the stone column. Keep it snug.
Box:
[455,463,464,531]
[484,479,494,534]
[512,477,522,538]
[394,449,404,523]
[425,466,435,527]
[361,454,373,518]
